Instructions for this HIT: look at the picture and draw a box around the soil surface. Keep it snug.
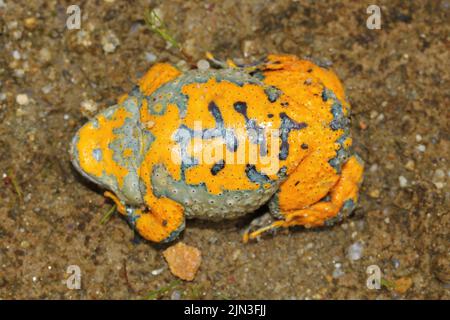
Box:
[0,0,449,299]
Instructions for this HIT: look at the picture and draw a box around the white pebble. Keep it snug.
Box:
[332,264,344,278]
[434,169,445,180]
[12,50,21,60]
[16,93,29,105]
[196,59,210,71]
[80,99,98,113]
[145,52,157,63]
[101,31,120,53]
[405,159,415,171]
[415,134,422,142]
[41,84,53,94]
[376,113,384,122]
[151,267,165,276]
[14,69,25,78]
[399,175,408,188]
[171,290,181,300]
[434,182,444,189]
[369,164,378,173]
[347,242,364,261]
[416,144,426,152]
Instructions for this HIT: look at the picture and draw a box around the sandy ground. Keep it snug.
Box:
[0,0,449,299]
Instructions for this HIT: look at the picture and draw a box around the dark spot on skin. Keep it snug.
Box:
[279,113,307,160]
[267,113,274,118]
[162,220,168,227]
[321,90,328,102]
[330,120,340,130]
[245,164,270,183]
[264,86,281,103]
[295,181,300,186]
[130,85,141,97]
[301,143,309,149]
[277,166,288,178]
[210,159,225,175]
[233,101,248,118]
[307,68,313,73]
[281,101,289,107]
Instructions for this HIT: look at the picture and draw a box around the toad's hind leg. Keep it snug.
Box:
[243,155,364,242]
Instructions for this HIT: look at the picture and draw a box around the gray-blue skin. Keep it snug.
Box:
[70,67,355,241]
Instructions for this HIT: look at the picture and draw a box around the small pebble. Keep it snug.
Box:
[196,59,210,71]
[163,242,202,281]
[151,267,165,276]
[16,93,29,106]
[171,290,182,300]
[369,164,378,173]
[405,160,415,171]
[415,134,422,142]
[392,258,400,269]
[376,113,385,122]
[347,242,364,261]
[359,120,368,130]
[369,189,380,198]
[332,264,344,279]
[14,69,25,78]
[399,176,408,188]
[24,17,37,30]
[242,39,257,58]
[12,50,21,60]
[434,182,445,189]
[101,31,120,53]
[20,240,30,249]
[145,52,157,63]
[41,84,53,94]
[80,99,98,117]
[416,144,426,152]
[39,48,52,63]
[433,169,445,180]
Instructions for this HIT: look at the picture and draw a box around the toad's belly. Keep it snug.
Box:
[149,164,281,220]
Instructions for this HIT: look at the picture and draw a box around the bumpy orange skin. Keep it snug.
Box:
[70,54,364,243]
